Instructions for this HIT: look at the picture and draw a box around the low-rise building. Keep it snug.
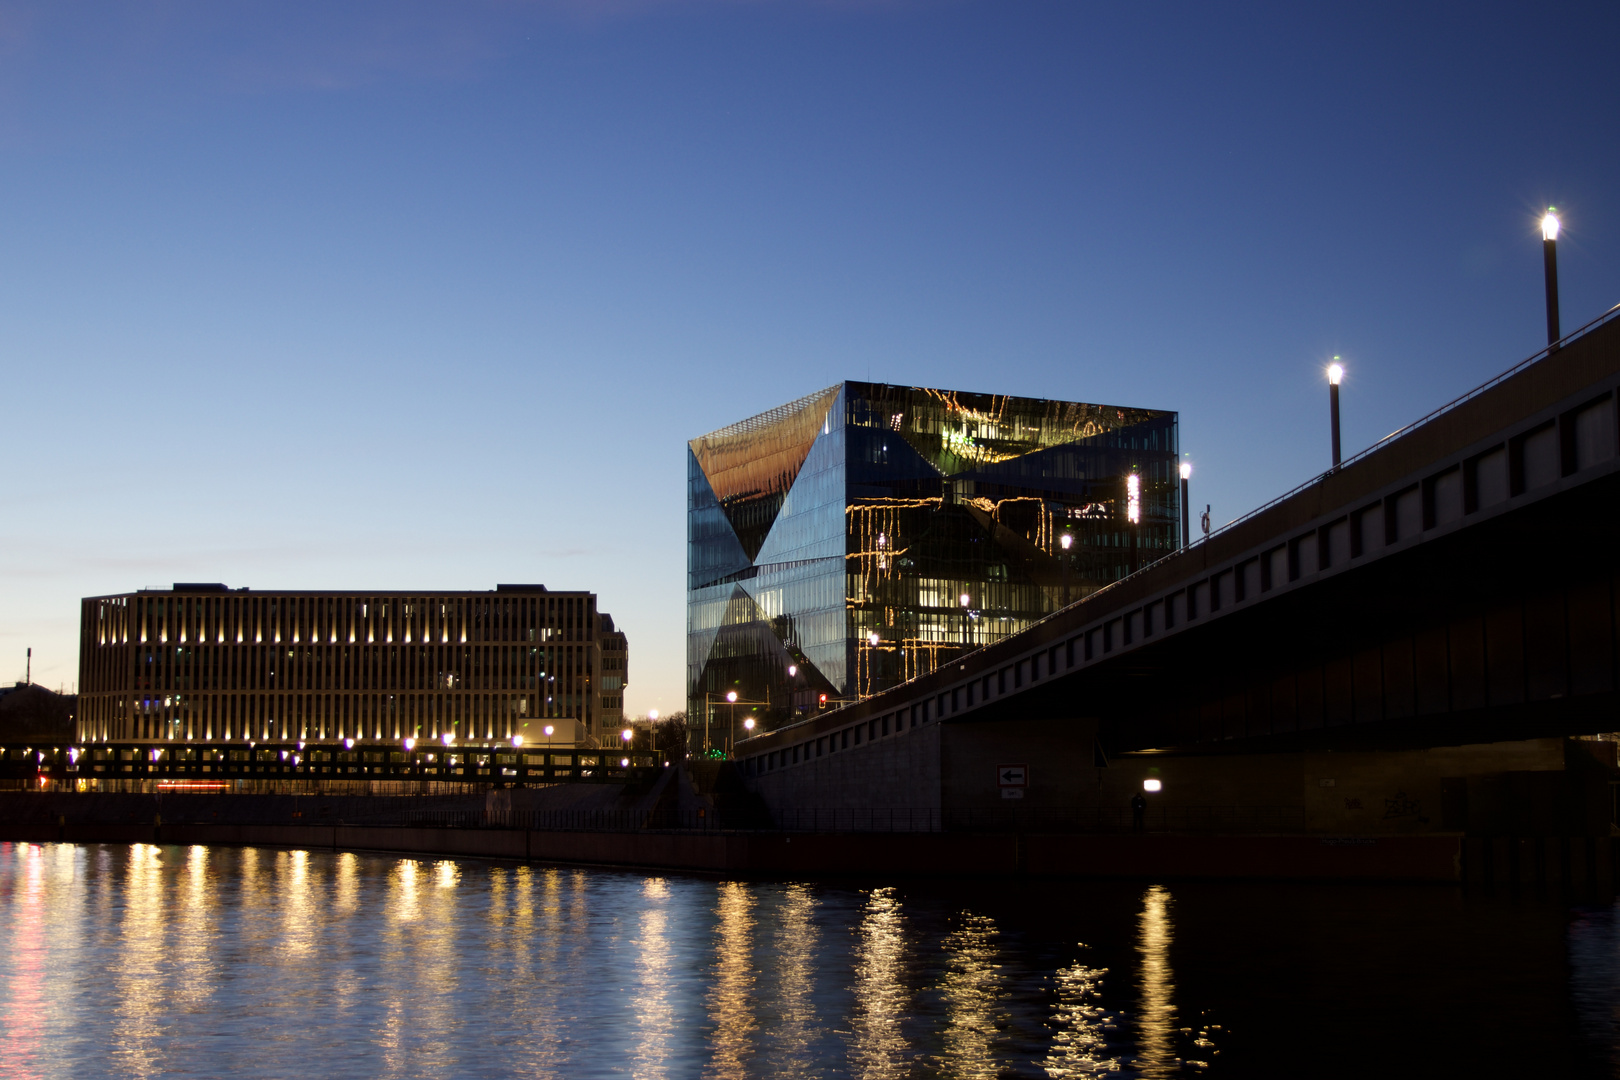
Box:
[77,583,627,748]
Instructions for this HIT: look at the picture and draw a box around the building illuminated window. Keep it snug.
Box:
[687,381,1178,733]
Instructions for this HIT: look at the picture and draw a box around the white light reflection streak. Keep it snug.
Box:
[707,881,758,1079]
[630,878,674,1080]
[1134,885,1177,1078]
[849,887,910,1079]
[109,844,166,1077]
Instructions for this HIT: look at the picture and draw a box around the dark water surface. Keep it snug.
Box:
[1,841,1616,1078]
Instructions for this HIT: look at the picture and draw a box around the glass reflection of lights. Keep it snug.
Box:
[689,382,1179,732]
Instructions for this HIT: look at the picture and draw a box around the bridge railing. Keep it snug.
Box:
[1195,299,1620,546]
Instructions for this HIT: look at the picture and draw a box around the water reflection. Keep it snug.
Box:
[1041,950,1117,1078]
[850,887,910,1079]
[939,911,1004,1079]
[771,883,820,1076]
[1135,885,1177,1078]
[630,877,674,1080]
[3,847,1616,1078]
[707,882,757,1079]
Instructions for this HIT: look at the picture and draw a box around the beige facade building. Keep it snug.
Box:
[77,584,628,747]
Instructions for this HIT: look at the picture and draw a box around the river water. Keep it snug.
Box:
[1,841,1616,1078]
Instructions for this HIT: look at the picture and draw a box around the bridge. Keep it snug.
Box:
[736,302,1620,840]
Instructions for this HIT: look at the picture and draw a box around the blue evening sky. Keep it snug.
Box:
[3,0,1617,714]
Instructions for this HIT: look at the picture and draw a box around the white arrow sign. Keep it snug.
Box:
[998,763,1027,787]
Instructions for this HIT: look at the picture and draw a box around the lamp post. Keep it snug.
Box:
[1059,533,1073,606]
[1327,360,1344,468]
[1543,209,1561,348]
[1126,473,1141,573]
[1178,462,1191,548]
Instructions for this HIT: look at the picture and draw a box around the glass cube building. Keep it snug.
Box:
[688,382,1179,740]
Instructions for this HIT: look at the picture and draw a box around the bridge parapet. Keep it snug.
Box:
[738,301,1620,779]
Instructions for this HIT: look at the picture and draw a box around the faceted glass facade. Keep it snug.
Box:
[688,382,1178,739]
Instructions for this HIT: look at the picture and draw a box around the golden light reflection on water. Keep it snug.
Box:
[1040,951,1117,1078]
[630,877,674,1080]
[707,881,758,1079]
[172,846,216,1017]
[772,883,820,1076]
[1134,885,1177,1079]
[938,912,1004,1079]
[0,846,1233,1078]
[282,850,316,960]
[110,844,166,1077]
[850,887,910,1080]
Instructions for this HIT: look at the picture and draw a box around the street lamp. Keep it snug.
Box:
[743,717,755,734]
[1543,209,1561,347]
[1179,462,1191,548]
[1126,473,1141,573]
[1327,360,1344,468]
[1059,533,1073,606]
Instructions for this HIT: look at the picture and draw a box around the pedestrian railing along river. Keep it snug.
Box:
[0,742,665,785]
[395,804,1308,835]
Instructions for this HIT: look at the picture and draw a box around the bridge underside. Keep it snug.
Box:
[988,472,1620,756]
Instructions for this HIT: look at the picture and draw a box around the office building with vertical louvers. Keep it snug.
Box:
[77,584,628,748]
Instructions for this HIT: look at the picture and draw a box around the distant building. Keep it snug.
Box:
[597,613,629,732]
[0,682,76,744]
[688,382,1178,739]
[77,584,627,747]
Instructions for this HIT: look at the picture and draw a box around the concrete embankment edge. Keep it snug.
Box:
[0,822,1480,882]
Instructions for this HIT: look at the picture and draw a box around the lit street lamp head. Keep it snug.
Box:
[1543,209,1560,242]
[1327,362,1344,386]
[1179,462,1191,480]
[1060,533,1072,550]
[621,728,633,743]
[725,691,738,703]
[543,725,554,737]
[743,717,755,732]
